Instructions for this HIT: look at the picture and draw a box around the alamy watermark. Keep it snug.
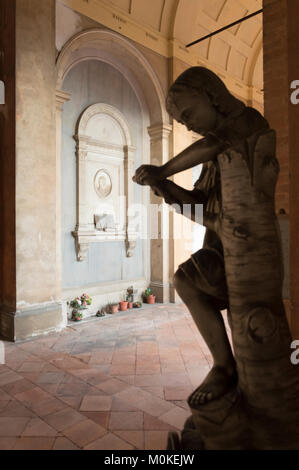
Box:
[95,198,203,245]
[0,341,5,365]
[0,80,4,105]
[290,80,299,104]
[290,340,299,365]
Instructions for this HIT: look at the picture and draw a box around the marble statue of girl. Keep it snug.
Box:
[133,67,269,406]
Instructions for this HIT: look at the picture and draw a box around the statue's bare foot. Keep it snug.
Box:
[188,365,237,407]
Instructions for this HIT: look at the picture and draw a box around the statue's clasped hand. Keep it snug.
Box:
[133,164,175,204]
[132,164,162,186]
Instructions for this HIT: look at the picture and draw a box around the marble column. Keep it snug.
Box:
[124,144,138,257]
[56,90,71,297]
[148,124,172,303]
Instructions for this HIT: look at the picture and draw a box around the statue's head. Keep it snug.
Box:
[166,67,245,136]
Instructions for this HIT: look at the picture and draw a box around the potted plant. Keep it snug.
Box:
[126,286,137,309]
[133,301,142,308]
[69,293,92,321]
[81,293,92,307]
[96,308,106,317]
[70,296,83,310]
[106,302,119,314]
[144,288,156,304]
[126,286,137,306]
[119,300,128,311]
[72,310,83,322]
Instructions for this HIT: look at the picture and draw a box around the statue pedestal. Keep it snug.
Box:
[168,389,250,450]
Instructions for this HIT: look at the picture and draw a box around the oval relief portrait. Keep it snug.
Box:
[94,169,112,199]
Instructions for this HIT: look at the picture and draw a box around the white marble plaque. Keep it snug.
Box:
[72,103,138,261]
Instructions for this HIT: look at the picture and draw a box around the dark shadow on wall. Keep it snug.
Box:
[0,0,16,339]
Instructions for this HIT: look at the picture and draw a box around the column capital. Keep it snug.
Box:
[147,123,172,141]
[56,89,71,111]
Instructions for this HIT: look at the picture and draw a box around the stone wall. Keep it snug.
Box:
[15,0,57,305]
[263,0,289,213]
[1,0,65,340]
[61,60,145,290]
[263,0,299,336]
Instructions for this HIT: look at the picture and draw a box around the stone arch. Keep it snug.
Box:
[248,34,263,89]
[77,102,133,147]
[56,28,169,126]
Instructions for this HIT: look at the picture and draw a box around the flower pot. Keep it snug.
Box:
[72,309,83,321]
[146,295,156,304]
[128,302,133,309]
[119,301,128,311]
[110,305,119,314]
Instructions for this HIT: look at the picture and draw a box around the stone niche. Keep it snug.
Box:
[72,103,138,261]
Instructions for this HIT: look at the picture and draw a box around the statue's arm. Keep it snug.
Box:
[160,134,225,179]
[151,180,205,223]
[133,134,226,186]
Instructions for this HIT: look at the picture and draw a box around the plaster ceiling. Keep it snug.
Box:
[100,0,263,89]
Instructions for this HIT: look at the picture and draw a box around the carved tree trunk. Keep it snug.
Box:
[175,130,299,450]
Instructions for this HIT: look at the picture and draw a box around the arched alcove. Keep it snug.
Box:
[56,28,169,126]
[56,28,172,306]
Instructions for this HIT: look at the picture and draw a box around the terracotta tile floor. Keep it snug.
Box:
[0,304,231,450]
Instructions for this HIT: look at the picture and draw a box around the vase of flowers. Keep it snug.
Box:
[72,310,83,322]
[69,293,92,321]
